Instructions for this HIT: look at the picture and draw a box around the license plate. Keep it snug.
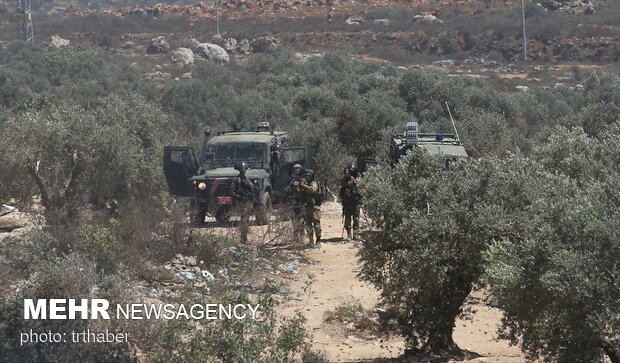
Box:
[217,196,233,205]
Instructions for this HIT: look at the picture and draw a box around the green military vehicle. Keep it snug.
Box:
[389,121,468,167]
[163,122,313,225]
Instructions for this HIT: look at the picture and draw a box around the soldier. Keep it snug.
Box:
[284,164,306,239]
[231,161,256,244]
[269,143,282,177]
[339,162,361,242]
[298,169,321,248]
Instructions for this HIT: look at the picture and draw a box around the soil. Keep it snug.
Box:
[240,202,526,362]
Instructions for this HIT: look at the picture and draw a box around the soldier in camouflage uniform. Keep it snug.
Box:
[284,164,306,239]
[231,161,256,243]
[298,169,321,248]
[339,163,361,241]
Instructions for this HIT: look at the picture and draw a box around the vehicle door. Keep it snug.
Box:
[163,146,199,197]
[273,146,313,192]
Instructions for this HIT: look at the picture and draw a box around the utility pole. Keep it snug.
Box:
[215,0,220,36]
[521,0,527,60]
[17,0,34,44]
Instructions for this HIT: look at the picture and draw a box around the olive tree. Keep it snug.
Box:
[0,94,174,220]
[484,125,620,363]
[359,149,538,353]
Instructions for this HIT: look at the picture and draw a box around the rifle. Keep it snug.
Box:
[341,212,345,240]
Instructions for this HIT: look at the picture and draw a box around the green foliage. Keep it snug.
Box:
[0,94,174,217]
[0,230,62,276]
[358,149,569,353]
[0,253,136,362]
[75,222,123,274]
[485,126,620,362]
[0,42,149,110]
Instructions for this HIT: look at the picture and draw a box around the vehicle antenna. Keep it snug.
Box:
[445,102,460,141]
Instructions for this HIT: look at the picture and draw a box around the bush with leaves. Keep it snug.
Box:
[358,149,571,354]
[0,252,138,362]
[484,125,620,363]
[0,94,175,219]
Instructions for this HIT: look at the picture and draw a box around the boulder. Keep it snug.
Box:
[345,17,364,25]
[171,47,195,68]
[374,18,390,25]
[251,36,282,53]
[50,35,70,48]
[189,38,201,49]
[223,38,238,53]
[0,212,31,232]
[413,14,443,23]
[147,35,169,54]
[237,38,251,54]
[194,43,230,63]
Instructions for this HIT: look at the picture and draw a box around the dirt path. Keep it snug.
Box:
[273,202,525,362]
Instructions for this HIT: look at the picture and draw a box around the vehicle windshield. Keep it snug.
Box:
[204,143,267,168]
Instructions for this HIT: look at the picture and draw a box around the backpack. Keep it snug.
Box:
[313,181,326,206]
[341,182,361,205]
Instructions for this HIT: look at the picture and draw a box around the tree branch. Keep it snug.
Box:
[26,158,51,210]
[63,150,81,200]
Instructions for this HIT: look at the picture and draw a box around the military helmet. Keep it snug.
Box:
[290,164,304,177]
[234,161,249,172]
[344,162,358,178]
[301,169,315,182]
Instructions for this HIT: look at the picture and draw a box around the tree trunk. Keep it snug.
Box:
[422,270,473,355]
[423,328,461,354]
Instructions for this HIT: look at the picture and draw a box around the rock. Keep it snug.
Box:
[237,38,251,54]
[120,41,136,49]
[540,0,595,14]
[345,17,364,25]
[184,255,198,266]
[189,38,201,49]
[144,71,171,81]
[374,18,390,25]
[194,43,230,63]
[433,59,455,67]
[223,38,238,52]
[515,85,529,92]
[413,14,443,23]
[251,36,282,53]
[171,47,195,68]
[49,35,70,48]
[147,35,169,54]
[180,72,193,80]
[0,212,31,232]
[0,204,16,217]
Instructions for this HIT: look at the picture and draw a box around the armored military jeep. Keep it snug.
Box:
[163,123,313,225]
[389,121,468,167]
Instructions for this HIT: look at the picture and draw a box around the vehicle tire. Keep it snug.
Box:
[255,192,272,226]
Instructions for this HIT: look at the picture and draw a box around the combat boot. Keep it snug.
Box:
[345,228,352,242]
